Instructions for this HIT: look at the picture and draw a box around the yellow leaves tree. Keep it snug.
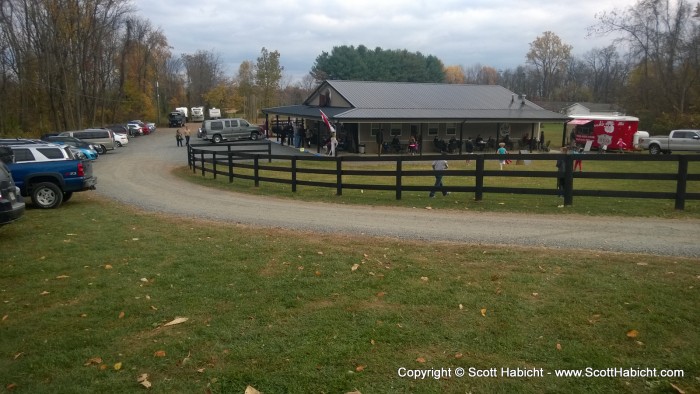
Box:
[444,65,466,84]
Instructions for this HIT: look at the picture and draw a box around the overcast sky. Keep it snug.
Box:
[132,0,639,82]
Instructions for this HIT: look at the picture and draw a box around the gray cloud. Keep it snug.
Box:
[133,0,637,81]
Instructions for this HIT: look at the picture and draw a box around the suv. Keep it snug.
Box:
[168,112,185,127]
[200,118,261,143]
[59,129,115,153]
[0,146,25,226]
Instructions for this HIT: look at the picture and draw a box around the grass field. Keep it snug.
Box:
[1,194,698,393]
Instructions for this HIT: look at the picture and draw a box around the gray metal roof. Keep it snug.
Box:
[264,80,569,123]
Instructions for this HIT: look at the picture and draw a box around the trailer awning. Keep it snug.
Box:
[567,119,594,125]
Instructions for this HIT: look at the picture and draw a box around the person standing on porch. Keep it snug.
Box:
[376,129,384,156]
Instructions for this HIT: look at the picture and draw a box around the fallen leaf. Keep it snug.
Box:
[6,383,17,391]
[376,292,385,297]
[370,339,376,346]
[455,352,463,359]
[315,270,321,277]
[40,291,50,296]
[113,362,122,370]
[416,357,426,363]
[118,311,125,319]
[351,263,360,272]
[2,315,7,321]
[140,278,149,283]
[556,343,562,351]
[104,264,113,270]
[480,308,487,317]
[317,251,324,255]
[532,292,539,297]
[346,391,362,394]
[459,304,464,310]
[99,364,108,371]
[420,276,429,282]
[150,305,158,310]
[355,365,365,372]
[163,317,188,327]
[154,350,166,357]
[55,275,70,279]
[137,373,151,388]
[637,262,648,266]
[626,329,639,338]
[13,352,23,360]
[197,368,205,373]
[84,357,103,366]
[245,386,262,394]
[297,266,304,271]
[425,206,432,210]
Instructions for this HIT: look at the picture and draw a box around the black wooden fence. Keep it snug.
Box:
[187,142,700,210]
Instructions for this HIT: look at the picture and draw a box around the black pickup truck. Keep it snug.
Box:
[3,143,97,209]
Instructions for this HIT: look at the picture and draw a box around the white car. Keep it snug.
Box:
[146,122,156,133]
[113,132,129,147]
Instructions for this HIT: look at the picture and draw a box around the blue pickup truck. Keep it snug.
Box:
[3,143,97,209]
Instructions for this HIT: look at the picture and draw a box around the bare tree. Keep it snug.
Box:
[182,50,225,107]
[526,31,573,100]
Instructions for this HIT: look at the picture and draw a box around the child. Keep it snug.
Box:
[497,142,508,170]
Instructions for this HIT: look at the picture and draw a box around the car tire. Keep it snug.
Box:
[212,134,223,144]
[31,182,63,209]
[116,141,122,147]
[96,145,106,154]
[63,191,73,202]
[250,132,259,141]
[649,144,661,155]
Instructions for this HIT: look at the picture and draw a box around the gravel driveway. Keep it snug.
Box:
[93,127,700,258]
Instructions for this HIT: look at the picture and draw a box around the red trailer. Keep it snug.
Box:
[569,115,639,151]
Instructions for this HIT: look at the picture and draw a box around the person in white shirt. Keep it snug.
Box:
[429,154,450,198]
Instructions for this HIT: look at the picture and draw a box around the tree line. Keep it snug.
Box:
[0,0,698,135]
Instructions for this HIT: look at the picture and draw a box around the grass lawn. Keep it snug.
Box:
[1,194,698,393]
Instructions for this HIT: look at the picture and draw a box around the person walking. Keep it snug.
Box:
[556,146,569,197]
[183,125,191,146]
[328,132,338,156]
[429,153,450,198]
[176,129,183,147]
[497,142,508,170]
[464,137,474,165]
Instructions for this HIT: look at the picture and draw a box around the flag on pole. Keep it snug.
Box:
[320,109,335,133]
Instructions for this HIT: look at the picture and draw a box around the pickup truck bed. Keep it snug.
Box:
[5,144,97,209]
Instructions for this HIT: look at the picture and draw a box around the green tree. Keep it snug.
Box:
[310,45,445,83]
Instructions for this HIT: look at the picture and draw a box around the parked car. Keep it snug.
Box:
[43,136,99,160]
[112,132,129,147]
[4,143,97,209]
[639,129,700,154]
[200,118,261,143]
[146,122,156,133]
[168,112,185,127]
[0,146,25,226]
[59,129,115,153]
[128,121,149,135]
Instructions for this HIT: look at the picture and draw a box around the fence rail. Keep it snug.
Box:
[187,142,700,210]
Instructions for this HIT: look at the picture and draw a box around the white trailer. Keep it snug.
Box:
[191,106,204,122]
[208,108,221,119]
[175,107,188,121]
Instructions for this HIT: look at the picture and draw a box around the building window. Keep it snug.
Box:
[370,124,381,136]
[446,123,456,135]
[428,124,439,136]
[390,124,402,136]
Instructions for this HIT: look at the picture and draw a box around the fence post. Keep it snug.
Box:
[675,155,688,210]
[336,157,342,196]
[564,155,574,206]
[200,151,205,176]
[268,141,272,163]
[187,145,192,169]
[396,159,402,200]
[254,155,260,187]
[292,157,297,193]
[475,156,484,201]
[228,152,234,183]
[212,151,217,180]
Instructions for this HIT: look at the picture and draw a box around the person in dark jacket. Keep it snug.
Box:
[376,129,384,156]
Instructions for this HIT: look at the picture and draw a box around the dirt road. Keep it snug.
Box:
[93,127,700,258]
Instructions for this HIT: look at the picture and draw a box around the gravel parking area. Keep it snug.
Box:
[93,126,700,258]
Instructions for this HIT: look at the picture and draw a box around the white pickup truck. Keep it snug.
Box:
[639,129,700,154]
